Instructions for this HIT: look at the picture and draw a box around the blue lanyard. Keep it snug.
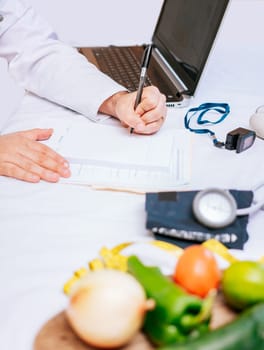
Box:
[184,102,230,147]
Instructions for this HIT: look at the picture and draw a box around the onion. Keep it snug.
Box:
[66,269,154,348]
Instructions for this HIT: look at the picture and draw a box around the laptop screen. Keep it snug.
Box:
[152,0,229,95]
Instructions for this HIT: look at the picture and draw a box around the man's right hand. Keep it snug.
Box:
[0,128,71,183]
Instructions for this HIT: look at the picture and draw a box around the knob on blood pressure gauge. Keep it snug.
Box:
[193,187,264,229]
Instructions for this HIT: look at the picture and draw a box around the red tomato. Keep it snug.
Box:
[173,245,221,297]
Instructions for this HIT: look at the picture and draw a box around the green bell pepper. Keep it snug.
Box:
[127,255,213,346]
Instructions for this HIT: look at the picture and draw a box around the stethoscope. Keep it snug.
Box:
[192,183,264,229]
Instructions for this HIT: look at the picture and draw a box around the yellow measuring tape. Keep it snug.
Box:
[63,239,263,295]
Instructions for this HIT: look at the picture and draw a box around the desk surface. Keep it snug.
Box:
[0,1,264,349]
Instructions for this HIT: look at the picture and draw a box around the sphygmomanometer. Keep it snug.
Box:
[146,183,264,249]
[192,183,264,229]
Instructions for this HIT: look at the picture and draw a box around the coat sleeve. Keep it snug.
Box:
[0,0,126,121]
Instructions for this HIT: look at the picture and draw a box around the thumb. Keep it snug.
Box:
[21,128,54,141]
[134,96,152,116]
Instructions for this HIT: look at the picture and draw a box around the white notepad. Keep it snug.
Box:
[49,120,191,191]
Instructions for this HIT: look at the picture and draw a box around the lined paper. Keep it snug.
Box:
[48,121,191,191]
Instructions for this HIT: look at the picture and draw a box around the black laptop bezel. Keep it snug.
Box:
[151,0,230,96]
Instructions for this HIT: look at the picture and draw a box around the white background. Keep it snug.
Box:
[0,0,261,128]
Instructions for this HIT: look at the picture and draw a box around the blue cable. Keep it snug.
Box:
[184,102,230,147]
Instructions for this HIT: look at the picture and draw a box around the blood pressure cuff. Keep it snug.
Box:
[145,190,254,249]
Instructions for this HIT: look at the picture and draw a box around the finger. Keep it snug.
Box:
[20,148,71,179]
[130,110,166,134]
[23,138,70,174]
[122,112,146,132]
[9,154,64,182]
[18,128,70,170]
[141,110,166,125]
[120,120,129,128]
[1,149,70,182]
[133,117,165,135]
[5,134,70,179]
[20,128,54,141]
[135,86,161,116]
[0,162,41,183]
[140,98,167,125]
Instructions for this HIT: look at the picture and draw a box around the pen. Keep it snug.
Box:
[130,44,153,134]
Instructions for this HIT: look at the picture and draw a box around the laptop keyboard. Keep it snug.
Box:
[92,46,152,91]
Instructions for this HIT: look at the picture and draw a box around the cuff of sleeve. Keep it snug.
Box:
[81,77,127,122]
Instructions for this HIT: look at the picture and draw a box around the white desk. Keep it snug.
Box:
[0,1,264,349]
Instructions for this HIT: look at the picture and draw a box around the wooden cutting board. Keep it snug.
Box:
[34,293,238,350]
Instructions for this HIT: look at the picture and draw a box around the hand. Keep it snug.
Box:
[99,86,167,134]
[0,128,71,183]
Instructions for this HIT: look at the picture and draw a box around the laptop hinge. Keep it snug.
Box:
[152,48,189,96]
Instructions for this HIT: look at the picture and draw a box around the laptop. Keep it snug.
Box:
[79,0,230,108]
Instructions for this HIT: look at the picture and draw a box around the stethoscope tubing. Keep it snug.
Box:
[237,181,264,216]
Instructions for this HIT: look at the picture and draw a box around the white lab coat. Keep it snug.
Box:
[0,0,125,121]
